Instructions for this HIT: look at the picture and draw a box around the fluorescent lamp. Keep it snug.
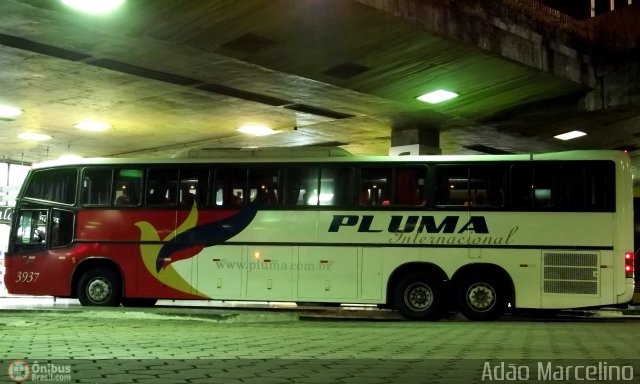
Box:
[74,120,111,132]
[416,90,459,104]
[0,104,23,119]
[18,132,52,141]
[58,154,83,161]
[61,0,124,14]
[554,130,586,141]
[237,125,277,136]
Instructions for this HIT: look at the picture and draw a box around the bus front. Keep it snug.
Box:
[4,165,79,298]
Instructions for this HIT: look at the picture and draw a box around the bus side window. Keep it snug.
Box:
[560,162,614,211]
[469,165,505,208]
[320,167,353,206]
[510,165,533,209]
[25,168,77,205]
[214,168,247,208]
[395,167,426,206]
[178,168,209,207]
[249,169,279,206]
[284,168,318,206]
[81,168,113,206]
[113,169,143,206]
[359,168,390,206]
[532,165,557,209]
[13,209,48,252]
[435,165,469,206]
[282,170,300,206]
[146,168,178,206]
[51,209,74,248]
[511,164,557,209]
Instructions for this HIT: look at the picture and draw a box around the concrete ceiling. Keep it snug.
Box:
[1,0,638,167]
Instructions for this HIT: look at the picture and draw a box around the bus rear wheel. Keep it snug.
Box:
[77,268,121,306]
[456,275,506,321]
[393,273,442,320]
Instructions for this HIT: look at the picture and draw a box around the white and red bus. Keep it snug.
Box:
[3,150,635,320]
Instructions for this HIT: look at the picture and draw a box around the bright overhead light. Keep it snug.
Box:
[61,0,125,14]
[237,125,278,136]
[18,132,52,141]
[0,104,23,119]
[416,90,459,104]
[74,120,111,132]
[58,154,84,161]
[554,130,587,141]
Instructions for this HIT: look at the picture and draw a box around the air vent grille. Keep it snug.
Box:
[322,62,371,79]
[543,252,598,295]
[220,33,276,53]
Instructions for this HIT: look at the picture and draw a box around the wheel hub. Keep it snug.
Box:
[405,282,433,310]
[87,278,112,304]
[467,282,496,312]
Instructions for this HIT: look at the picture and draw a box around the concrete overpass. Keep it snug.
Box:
[0,0,638,167]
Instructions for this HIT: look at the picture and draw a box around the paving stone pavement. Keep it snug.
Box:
[1,309,640,383]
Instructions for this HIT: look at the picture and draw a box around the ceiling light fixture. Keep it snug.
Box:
[61,0,125,14]
[416,90,459,104]
[554,130,587,141]
[0,104,23,119]
[58,154,84,161]
[237,125,277,136]
[74,120,111,132]
[18,132,52,141]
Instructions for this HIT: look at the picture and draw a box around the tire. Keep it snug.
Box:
[77,268,122,306]
[393,273,442,320]
[456,275,507,321]
[121,298,157,307]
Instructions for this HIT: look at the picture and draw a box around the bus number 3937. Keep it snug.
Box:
[15,272,40,283]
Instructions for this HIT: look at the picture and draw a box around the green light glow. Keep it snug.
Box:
[416,90,459,104]
[61,0,124,14]
[554,130,586,141]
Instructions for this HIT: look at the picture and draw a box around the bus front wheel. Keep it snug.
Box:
[77,268,121,307]
[456,275,506,321]
[393,273,442,320]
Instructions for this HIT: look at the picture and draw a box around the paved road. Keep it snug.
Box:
[1,302,640,383]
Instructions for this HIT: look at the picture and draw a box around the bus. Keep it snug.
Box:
[3,149,635,320]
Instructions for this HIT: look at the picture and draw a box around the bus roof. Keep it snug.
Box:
[31,149,629,169]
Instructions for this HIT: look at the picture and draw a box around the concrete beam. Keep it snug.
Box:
[357,0,595,87]
[357,0,640,114]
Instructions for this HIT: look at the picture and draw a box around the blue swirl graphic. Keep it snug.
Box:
[155,204,258,272]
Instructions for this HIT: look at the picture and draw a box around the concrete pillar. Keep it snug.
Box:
[389,128,441,156]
